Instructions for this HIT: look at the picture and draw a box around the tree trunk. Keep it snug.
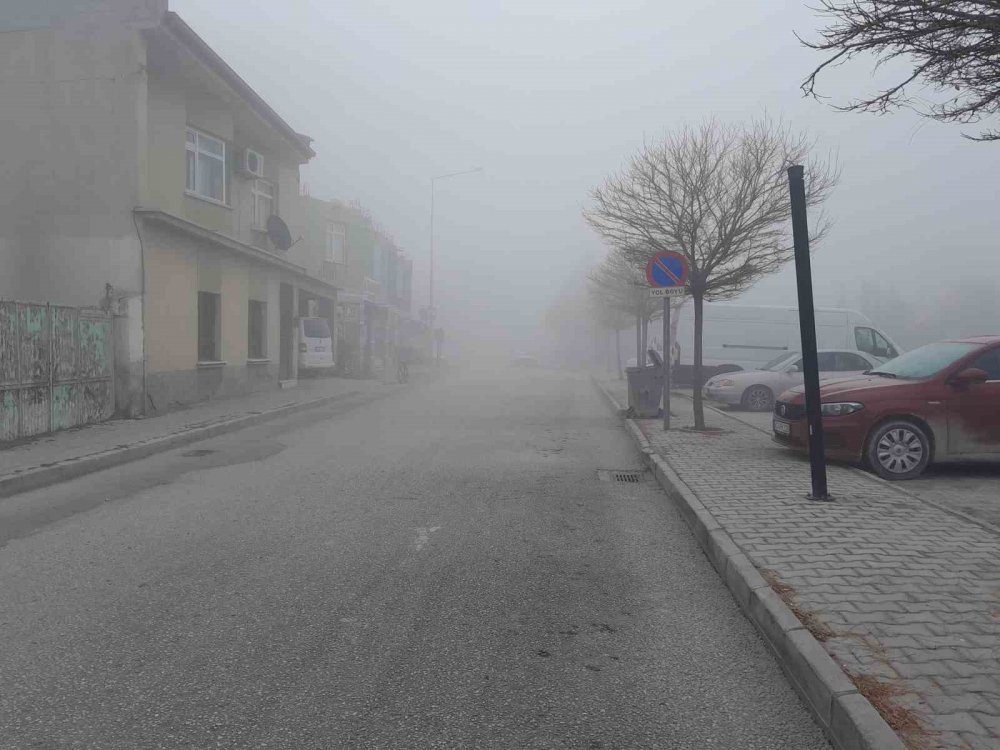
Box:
[635,313,642,368]
[606,328,612,374]
[640,315,648,367]
[693,292,705,430]
[615,326,623,379]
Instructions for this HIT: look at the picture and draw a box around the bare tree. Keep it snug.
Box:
[543,288,599,368]
[585,119,838,428]
[801,1,1000,141]
[587,248,663,371]
[586,283,632,379]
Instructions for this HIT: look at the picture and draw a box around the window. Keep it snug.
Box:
[854,327,875,355]
[873,330,897,358]
[186,128,227,203]
[971,349,1000,381]
[251,179,274,229]
[326,223,347,264]
[855,327,897,359]
[816,352,837,371]
[871,342,979,379]
[762,353,796,371]
[302,318,331,339]
[837,352,873,371]
[248,300,267,359]
[198,292,221,362]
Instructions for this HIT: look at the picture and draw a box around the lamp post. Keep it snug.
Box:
[428,167,483,329]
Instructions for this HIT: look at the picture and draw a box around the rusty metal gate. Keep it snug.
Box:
[0,301,115,441]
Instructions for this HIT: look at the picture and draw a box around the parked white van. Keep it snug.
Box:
[298,317,334,371]
[627,303,902,383]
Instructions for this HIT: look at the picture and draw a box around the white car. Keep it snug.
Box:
[702,350,883,411]
[298,317,335,370]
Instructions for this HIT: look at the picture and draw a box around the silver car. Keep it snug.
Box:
[702,350,882,411]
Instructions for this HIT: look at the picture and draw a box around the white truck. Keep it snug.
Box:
[629,303,902,384]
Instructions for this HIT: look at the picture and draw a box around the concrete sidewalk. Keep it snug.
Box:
[0,373,411,497]
[599,377,999,750]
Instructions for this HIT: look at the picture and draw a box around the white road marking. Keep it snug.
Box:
[414,525,442,551]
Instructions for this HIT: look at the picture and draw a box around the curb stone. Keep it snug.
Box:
[592,376,906,750]
[0,388,382,499]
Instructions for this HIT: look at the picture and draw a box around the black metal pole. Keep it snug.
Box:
[662,298,671,431]
[787,165,830,501]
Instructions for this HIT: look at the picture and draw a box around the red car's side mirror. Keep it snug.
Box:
[950,367,989,386]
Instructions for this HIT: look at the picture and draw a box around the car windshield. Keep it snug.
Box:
[302,318,331,339]
[761,353,796,371]
[869,342,979,379]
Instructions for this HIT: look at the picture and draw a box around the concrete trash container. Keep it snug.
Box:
[625,365,662,418]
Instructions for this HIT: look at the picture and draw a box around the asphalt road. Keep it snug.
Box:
[0,368,829,749]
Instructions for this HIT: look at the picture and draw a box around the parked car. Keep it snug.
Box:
[298,317,334,371]
[622,303,901,384]
[772,336,1000,480]
[703,349,882,411]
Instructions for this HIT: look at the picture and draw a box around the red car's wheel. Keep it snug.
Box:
[865,420,931,480]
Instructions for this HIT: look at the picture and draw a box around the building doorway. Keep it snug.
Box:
[279,283,294,381]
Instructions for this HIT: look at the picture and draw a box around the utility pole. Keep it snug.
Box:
[787,165,830,501]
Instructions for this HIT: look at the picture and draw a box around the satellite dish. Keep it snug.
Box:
[266,215,293,251]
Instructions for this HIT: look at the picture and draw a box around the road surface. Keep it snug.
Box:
[0,367,829,749]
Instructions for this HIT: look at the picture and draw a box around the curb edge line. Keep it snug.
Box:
[0,389,369,499]
[591,375,905,750]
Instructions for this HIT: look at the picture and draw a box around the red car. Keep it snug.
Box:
[772,336,1000,480]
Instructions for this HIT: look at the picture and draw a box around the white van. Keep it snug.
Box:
[629,303,902,381]
[298,317,334,370]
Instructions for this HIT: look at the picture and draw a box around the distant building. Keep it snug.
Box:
[299,197,420,376]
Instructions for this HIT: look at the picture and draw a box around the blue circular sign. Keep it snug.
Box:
[645,252,689,288]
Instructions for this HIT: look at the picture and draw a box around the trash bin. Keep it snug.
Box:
[625,363,663,418]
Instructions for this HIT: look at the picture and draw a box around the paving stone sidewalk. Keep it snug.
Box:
[602,378,1000,749]
[0,374,397,479]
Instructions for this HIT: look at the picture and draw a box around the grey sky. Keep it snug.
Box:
[173,0,998,349]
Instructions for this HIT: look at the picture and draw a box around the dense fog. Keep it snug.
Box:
[174,0,999,364]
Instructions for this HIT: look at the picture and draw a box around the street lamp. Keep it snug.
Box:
[428,166,483,325]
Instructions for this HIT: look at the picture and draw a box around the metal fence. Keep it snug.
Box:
[0,301,115,441]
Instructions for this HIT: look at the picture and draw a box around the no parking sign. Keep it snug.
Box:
[645,252,689,296]
[645,251,688,429]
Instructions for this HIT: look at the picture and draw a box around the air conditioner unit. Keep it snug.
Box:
[239,148,264,178]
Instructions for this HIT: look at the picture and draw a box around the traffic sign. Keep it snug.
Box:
[645,251,688,434]
[649,287,685,298]
[645,251,689,290]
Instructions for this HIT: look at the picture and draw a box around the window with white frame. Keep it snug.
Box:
[326,223,347,264]
[251,179,275,229]
[185,128,227,203]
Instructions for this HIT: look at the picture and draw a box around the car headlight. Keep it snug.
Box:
[820,402,864,416]
[711,379,735,388]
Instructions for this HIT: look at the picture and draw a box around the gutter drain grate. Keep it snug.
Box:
[598,470,644,483]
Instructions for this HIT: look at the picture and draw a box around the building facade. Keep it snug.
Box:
[0,0,337,420]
